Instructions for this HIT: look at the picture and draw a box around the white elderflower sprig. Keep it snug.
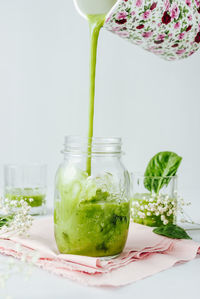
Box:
[0,198,36,298]
[131,193,191,225]
[0,197,33,236]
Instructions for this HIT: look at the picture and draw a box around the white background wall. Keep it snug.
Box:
[0,0,199,220]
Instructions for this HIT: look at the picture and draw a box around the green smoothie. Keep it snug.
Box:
[86,14,105,175]
[54,14,130,257]
[5,188,46,208]
[54,171,130,256]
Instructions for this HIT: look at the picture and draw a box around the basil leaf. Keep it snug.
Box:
[153,224,191,240]
[144,151,182,193]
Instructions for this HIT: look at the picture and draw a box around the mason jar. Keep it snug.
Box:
[54,136,130,257]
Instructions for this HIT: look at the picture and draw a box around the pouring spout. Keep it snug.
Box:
[74,0,117,19]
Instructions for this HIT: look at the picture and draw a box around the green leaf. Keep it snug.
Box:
[144,151,182,193]
[0,215,14,228]
[153,224,192,239]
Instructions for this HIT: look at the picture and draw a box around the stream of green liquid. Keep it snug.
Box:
[86,14,105,176]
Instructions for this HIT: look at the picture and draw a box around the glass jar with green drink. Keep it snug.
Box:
[4,163,47,216]
[54,136,130,257]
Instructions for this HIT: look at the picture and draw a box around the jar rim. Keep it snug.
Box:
[63,135,122,156]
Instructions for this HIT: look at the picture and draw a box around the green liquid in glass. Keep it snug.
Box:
[5,188,46,208]
[54,173,130,257]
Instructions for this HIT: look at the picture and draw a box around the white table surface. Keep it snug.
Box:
[0,220,200,299]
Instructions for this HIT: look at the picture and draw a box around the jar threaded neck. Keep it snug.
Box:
[63,136,122,156]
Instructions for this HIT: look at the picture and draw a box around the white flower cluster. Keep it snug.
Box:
[131,193,191,225]
[0,198,36,298]
[0,197,33,236]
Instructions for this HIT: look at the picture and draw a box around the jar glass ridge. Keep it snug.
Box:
[54,136,130,257]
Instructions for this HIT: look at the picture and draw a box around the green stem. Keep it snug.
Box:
[86,15,105,176]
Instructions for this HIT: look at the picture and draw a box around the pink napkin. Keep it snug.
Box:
[0,217,199,287]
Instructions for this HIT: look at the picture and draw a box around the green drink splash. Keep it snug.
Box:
[86,14,105,176]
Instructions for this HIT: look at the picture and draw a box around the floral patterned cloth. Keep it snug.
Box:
[104,0,200,60]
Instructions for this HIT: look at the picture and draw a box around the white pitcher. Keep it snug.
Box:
[74,0,117,18]
[74,0,200,60]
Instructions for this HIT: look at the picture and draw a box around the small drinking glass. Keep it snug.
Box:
[4,164,47,216]
[131,173,178,227]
